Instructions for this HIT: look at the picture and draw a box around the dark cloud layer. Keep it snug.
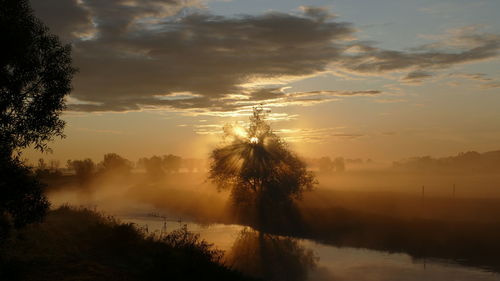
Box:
[341,31,500,74]
[31,0,93,42]
[30,1,500,112]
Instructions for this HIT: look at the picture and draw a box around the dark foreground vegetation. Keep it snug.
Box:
[0,206,259,281]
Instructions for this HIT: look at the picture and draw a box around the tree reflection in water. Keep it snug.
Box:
[225,229,318,281]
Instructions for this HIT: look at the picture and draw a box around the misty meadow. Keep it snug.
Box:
[2,0,500,281]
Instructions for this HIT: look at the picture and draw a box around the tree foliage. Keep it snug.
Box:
[67,159,95,184]
[0,157,49,232]
[0,0,76,155]
[318,156,345,173]
[209,107,316,214]
[100,153,133,174]
[163,154,182,173]
[139,155,165,178]
[0,0,74,232]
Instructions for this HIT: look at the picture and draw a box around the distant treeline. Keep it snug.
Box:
[35,154,374,177]
[304,156,374,173]
[393,150,500,173]
[33,153,207,177]
[33,154,384,180]
[31,153,208,189]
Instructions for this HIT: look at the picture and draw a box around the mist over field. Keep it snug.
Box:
[41,147,500,231]
[35,150,500,280]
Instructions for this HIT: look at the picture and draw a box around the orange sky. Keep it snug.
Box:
[25,0,500,165]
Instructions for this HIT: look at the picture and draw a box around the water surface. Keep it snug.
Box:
[122,214,500,281]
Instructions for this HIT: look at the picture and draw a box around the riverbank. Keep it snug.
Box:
[43,172,500,275]
[0,206,260,281]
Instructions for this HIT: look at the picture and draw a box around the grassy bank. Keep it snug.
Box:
[294,205,500,273]
[0,206,260,281]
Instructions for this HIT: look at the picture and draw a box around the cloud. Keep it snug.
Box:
[449,72,493,82]
[187,122,364,143]
[448,72,500,89]
[211,88,382,111]
[381,131,396,136]
[73,127,125,135]
[31,2,500,113]
[373,98,407,104]
[401,70,434,84]
[31,0,94,41]
[299,6,337,22]
[276,127,364,143]
[193,124,223,135]
[332,133,364,138]
[339,27,500,78]
[299,90,381,96]
[47,2,356,112]
[480,82,500,89]
[68,86,382,113]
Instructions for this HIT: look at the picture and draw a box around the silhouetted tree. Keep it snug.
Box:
[391,150,500,173]
[49,160,60,171]
[0,0,76,155]
[0,0,75,233]
[34,158,50,178]
[35,158,62,179]
[37,158,47,170]
[67,159,95,184]
[318,156,333,173]
[333,157,345,172]
[100,153,132,175]
[209,107,316,229]
[139,155,165,179]
[163,154,182,173]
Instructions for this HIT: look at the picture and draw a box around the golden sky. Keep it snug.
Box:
[25,0,500,164]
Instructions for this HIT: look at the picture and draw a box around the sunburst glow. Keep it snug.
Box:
[232,126,247,139]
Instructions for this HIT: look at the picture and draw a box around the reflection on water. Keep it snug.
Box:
[225,229,317,281]
[122,215,500,281]
[306,241,500,281]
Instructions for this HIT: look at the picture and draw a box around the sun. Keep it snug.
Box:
[250,137,259,144]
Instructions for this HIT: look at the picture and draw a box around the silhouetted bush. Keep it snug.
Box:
[0,156,49,236]
[0,206,260,281]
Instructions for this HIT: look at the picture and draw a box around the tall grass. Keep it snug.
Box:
[0,205,259,281]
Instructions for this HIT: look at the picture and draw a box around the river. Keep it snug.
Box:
[120,214,500,281]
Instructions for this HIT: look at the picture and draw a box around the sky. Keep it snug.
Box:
[26,0,500,164]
